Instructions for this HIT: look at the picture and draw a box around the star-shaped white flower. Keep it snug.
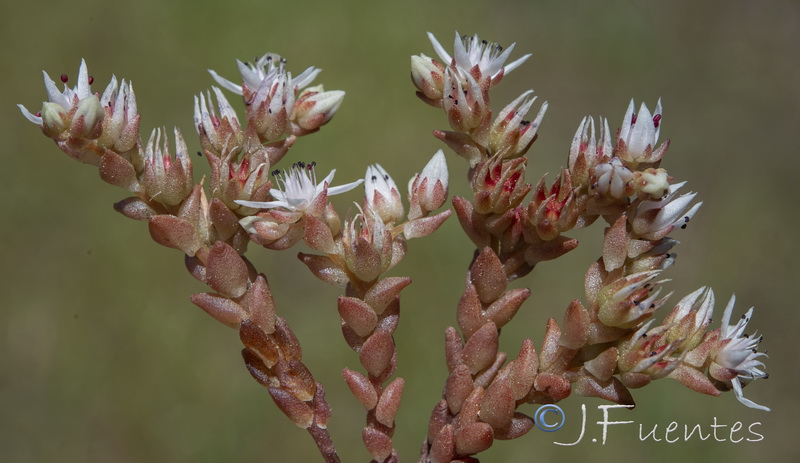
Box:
[209,53,320,97]
[427,31,531,80]
[235,162,362,213]
[713,295,769,411]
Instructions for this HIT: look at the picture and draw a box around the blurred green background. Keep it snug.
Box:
[2,0,798,461]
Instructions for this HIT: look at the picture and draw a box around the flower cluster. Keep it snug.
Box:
[18,30,769,463]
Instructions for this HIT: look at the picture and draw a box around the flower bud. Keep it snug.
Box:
[408,150,449,220]
[140,127,193,207]
[194,87,242,156]
[472,155,528,214]
[252,73,292,140]
[489,91,547,159]
[618,321,683,379]
[40,102,68,138]
[411,54,445,101]
[443,67,487,132]
[569,116,613,187]
[663,287,714,353]
[293,88,345,131]
[70,95,104,139]
[632,168,670,200]
[365,164,404,224]
[99,77,140,152]
[590,157,634,199]
[616,99,668,165]
[342,211,394,282]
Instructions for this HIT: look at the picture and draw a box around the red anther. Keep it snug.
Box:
[88,76,94,85]
[652,114,662,128]
[60,74,68,83]
[35,112,41,117]
[631,113,637,124]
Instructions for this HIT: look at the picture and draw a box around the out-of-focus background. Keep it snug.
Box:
[2,0,798,461]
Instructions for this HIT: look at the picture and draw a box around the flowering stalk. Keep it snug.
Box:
[411,32,769,462]
[244,153,451,461]
[19,56,348,462]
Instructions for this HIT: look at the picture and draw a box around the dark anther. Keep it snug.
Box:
[384,175,389,181]
[481,39,488,44]
[653,114,662,127]
[371,175,377,181]
[631,113,637,124]
[60,74,69,83]
[764,374,769,379]
[271,169,280,176]
[520,120,531,126]
[680,224,687,229]
[88,76,94,85]
[196,151,203,157]
[311,161,317,167]
[684,216,690,223]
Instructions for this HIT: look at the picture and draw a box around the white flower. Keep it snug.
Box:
[18,59,94,125]
[631,182,702,240]
[618,99,664,163]
[712,295,769,411]
[209,53,320,97]
[427,31,531,80]
[235,162,362,213]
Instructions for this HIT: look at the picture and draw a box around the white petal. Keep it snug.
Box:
[208,69,243,95]
[328,178,364,196]
[43,71,69,109]
[17,104,42,124]
[731,378,770,412]
[619,99,635,142]
[101,75,118,106]
[292,66,321,90]
[235,199,287,209]
[502,53,532,76]
[76,59,91,100]
[427,32,452,65]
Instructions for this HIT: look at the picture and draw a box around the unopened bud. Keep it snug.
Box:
[411,54,445,101]
[40,102,68,138]
[408,150,449,219]
[365,164,404,224]
[293,88,345,130]
[633,168,670,200]
[70,95,104,139]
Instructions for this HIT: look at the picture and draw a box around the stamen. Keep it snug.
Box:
[653,114,662,127]
[61,74,69,83]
